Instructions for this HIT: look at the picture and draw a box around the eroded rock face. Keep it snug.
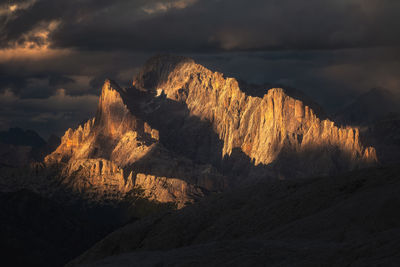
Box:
[135,174,204,208]
[60,159,133,201]
[45,55,377,205]
[133,55,377,178]
[45,79,224,205]
[46,80,159,165]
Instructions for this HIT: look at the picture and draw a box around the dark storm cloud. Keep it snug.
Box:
[48,74,75,87]
[1,0,155,48]
[0,48,151,137]
[0,87,98,137]
[2,0,400,51]
[44,0,400,51]
[0,70,28,92]
[0,48,150,94]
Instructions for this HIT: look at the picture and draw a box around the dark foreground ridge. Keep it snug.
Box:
[0,186,175,267]
[71,164,400,266]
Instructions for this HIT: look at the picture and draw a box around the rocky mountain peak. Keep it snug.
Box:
[133,54,195,93]
[95,79,132,138]
[44,55,378,206]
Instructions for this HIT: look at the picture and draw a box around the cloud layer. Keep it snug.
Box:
[0,88,98,137]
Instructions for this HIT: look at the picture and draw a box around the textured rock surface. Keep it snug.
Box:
[132,55,376,178]
[134,174,204,208]
[45,78,226,206]
[45,55,377,205]
[61,159,133,201]
[45,80,159,165]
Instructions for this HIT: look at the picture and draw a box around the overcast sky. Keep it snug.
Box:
[1,0,399,138]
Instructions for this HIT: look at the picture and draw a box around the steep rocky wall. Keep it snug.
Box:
[44,78,225,205]
[44,118,95,164]
[45,80,159,166]
[134,173,204,208]
[134,55,377,177]
[61,158,133,201]
[44,55,378,205]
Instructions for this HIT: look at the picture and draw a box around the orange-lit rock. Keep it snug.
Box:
[61,158,133,201]
[134,173,204,208]
[45,55,377,205]
[45,80,159,166]
[45,78,224,205]
[134,55,377,177]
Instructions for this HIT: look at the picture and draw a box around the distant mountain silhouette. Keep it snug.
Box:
[335,88,400,126]
[0,128,60,166]
[0,127,46,148]
[334,88,400,164]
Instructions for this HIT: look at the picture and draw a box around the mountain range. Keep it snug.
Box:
[335,87,400,126]
[43,54,376,207]
[0,128,60,167]
[1,55,399,266]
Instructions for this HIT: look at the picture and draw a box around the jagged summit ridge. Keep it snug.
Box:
[95,79,139,138]
[45,80,158,164]
[45,55,377,205]
[132,55,376,170]
[45,76,225,207]
[133,54,195,92]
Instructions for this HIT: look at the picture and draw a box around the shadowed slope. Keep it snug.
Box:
[70,165,400,267]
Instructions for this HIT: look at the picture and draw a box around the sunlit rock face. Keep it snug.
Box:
[60,159,133,202]
[46,80,158,165]
[45,78,226,207]
[133,55,377,178]
[134,174,205,208]
[45,55,377,206]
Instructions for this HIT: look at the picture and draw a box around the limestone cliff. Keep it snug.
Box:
[132,55,377,178]
[46,80,158,165]
[45,55,377,205]
[45,79,226,207]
